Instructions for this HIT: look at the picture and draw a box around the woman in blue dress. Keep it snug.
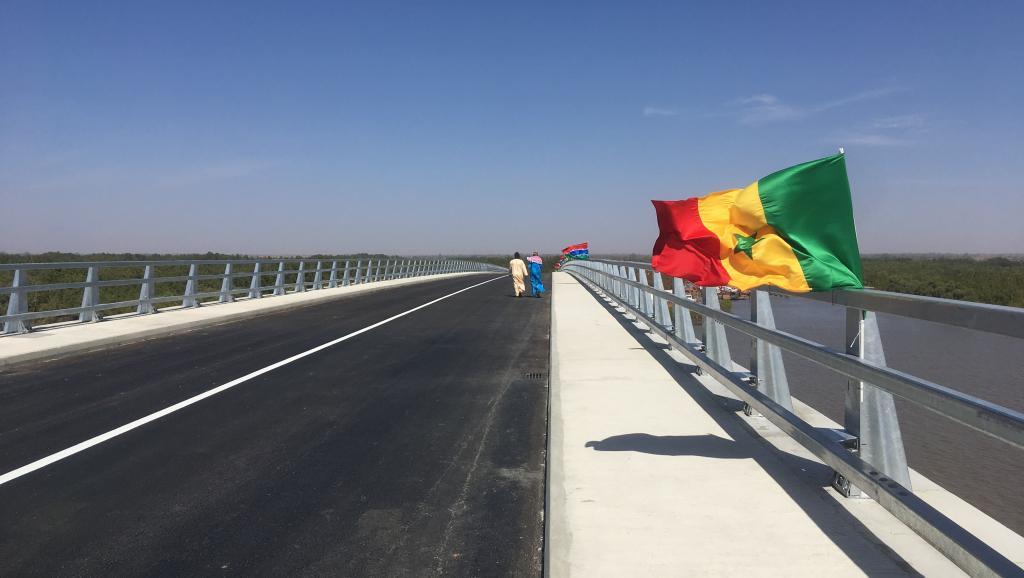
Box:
[526,252,544,298]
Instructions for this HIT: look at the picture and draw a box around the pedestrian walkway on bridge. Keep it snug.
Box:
[548,271,1024,577]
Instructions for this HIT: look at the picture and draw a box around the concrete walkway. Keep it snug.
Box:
[547,272,968,577]
[0,272,487,369]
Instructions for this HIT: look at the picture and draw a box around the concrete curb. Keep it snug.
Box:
[544,274,571,578]
[0,273,494,371]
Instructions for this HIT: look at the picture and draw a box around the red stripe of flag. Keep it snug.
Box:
[651,199,729,286]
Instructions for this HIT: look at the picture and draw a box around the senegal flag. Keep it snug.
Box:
[651,153,862,292]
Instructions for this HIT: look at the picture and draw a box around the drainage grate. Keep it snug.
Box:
[524,372,546,380]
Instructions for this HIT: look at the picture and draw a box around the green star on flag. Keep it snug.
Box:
[733,232,760,258]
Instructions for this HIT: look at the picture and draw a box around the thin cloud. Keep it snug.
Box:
[643,106,679,117]
[828,114,928,148]
[812,87,905,112]
[870,114,927,130]
[729,87,903,125]
[733,94,803,124]
[153,159,281,189]
[832,132,910,147]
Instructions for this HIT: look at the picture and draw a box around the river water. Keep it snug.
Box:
[720,297,1024,536]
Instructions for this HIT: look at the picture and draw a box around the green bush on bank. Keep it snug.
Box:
[2,254,1021,326]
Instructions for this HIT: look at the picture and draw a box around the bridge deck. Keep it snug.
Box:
[0,274,547,576]
[548,272,967,577]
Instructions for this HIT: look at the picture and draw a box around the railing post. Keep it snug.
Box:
[342,260,352,286]
[4,269,31,334]
[182,263,199,308]
[836,308,912,496]
[136,265,157,314]
[672,277,697,344]
[78,265,103,321]
[295,261,306,292]
[626,267,640,310]
[745,290,793,415]
[274,261,286,296]
[653,271,672,329]
[249,262,262,299]
[219,263,234,303]
[634,268,653,319]
[313,261,324,290]
[328,261,338,288]
[353,259,363,285]
[702,287,731,369]
[616,265,626,300]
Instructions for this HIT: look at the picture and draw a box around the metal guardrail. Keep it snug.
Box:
[2,258,506,334]
[562,259,1024,578]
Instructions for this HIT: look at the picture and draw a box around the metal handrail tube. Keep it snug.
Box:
[564,262,1024,451]
[586,258,1024,339]
[2,259,504,331]
[566,268,1021,578]
[5,299,145,322]
[0,269,346,294]
[0,259,349,271]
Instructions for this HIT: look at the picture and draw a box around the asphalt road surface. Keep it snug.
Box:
[0,274,549,576]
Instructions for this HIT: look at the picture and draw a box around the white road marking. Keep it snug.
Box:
[0,275,505,487]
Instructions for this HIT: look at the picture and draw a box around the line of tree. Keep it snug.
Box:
[2,254,1021,326]
[861,256,1024,307]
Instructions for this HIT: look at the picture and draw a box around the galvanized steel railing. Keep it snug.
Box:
[562,258,1024,578]
[2,258,505,334]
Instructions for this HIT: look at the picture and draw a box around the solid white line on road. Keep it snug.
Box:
[0,275,506,487]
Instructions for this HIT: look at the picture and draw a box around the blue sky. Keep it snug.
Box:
[2,1,1022,255]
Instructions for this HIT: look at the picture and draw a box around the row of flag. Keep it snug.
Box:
[554,242,589,270]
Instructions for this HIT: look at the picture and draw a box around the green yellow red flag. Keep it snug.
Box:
[651,153,862,292]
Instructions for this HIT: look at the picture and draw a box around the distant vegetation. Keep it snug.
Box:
[0,252,426,324]
[1,253,1021,327]
[862,256,1024,308]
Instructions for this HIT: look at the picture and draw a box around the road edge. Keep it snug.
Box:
[0,273,493,371]
[544,272,570,578]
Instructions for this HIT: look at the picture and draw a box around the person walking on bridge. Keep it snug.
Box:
[509,252,528,297]
[527,252,544,298]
